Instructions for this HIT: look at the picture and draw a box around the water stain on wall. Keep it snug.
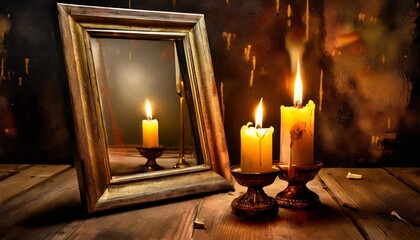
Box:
[322,0,417,164]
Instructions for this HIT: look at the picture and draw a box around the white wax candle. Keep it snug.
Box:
[240,98,274,173]
[142,100,159,147]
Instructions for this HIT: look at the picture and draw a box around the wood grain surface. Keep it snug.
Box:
[1,166,419,239]
[318,168,420,240]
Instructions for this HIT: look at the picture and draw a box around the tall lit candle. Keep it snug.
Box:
[241,98,274,173]
[280,58,315,173]
[142,99,159,148]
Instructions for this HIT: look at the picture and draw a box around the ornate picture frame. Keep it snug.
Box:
[57,3,233,213]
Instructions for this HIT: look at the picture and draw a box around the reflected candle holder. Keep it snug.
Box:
[230,165,280,217]
[136,146,166,172]
[275,161,323,208]
[173,80,189,169]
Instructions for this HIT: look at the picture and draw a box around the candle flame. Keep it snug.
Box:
[145,99,153,120]
[294,58,303,107]
[255,98,263,128]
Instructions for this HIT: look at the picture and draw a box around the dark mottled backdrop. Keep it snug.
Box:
[0,0,419,167]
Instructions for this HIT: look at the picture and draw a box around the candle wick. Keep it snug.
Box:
[258,137,263,167]
[294,100,302,108]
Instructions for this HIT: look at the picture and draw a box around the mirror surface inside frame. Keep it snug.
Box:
[90,37,199,177]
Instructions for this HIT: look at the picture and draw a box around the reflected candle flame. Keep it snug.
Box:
[294,58,303,107]
[255,98,263,129]
[145,99,153,120]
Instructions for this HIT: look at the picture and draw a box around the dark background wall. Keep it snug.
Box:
[0,0,419,167]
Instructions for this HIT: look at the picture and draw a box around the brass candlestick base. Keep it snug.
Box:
[230,165,280,217]
[173,157,189,169]
[136,146,166,172]
[275,161,323,208]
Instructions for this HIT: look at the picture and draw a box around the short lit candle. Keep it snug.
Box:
[142,99,159,148]
[280,58,315,173]
[240,98,274,173]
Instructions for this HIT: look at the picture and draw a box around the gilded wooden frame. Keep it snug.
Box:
[57,3,232,213]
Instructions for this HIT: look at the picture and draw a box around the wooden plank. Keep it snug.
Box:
[56,198,199,240]
[0,171,15,181]
[0,168,202,240]
[0,164,33,180]
[0,164,32,172]
[0,168,81,240]
[0,164,71,203]
[384,167,420,193]
[318,168,420,240]
[2,167,418,239]
[193,177,363,240]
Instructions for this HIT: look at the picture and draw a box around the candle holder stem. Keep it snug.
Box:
[174,82,189,169]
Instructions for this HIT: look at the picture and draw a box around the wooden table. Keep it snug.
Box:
[1,165,419,239]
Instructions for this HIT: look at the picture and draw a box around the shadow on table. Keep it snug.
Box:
[19,198,84,228]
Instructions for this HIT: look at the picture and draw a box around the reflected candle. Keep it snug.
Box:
[280,58,314,172]
[142,99,159,148]
[241,98,274,173]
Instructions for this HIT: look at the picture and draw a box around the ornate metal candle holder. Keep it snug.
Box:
[136,146,166,172]
[275,161,323,208]
[230,165,280,217]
